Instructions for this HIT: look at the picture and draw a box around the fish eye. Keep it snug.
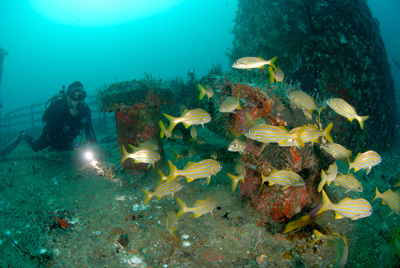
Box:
[219,164,222,168]
[232,144,237,148]
[246,130,250,134]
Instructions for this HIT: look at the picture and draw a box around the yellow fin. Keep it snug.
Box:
[334,212,344,219]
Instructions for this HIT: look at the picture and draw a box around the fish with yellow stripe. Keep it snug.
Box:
[163,108,211,133]
[228,135,248,154]
[333,173,363,193]
[326,98,369,129]
[121,145,160,168]
[176,196,217,218]
[219,95,241,113]
[288,90,323,120]
[159,121,172,139]
[268,66,284,84]
[372,187,400,216]
[166,159,222,184]
[318,161,338,192]
[310,230,348,268]
[129,141,158,151]
[260,169,304,190]
[347,150,381,176]
[321,143,352,163]
[232,56,277,70]
[317,189,372,220]
[226,163,246,191]
[245,124,306,147]
[197,84,214,100]
[166,211,179,241]
[279,123,333,147]
[141,180,184,205]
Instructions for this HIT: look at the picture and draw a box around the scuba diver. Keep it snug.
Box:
[0,81,97,157]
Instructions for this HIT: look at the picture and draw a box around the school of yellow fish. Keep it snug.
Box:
[119,55,397,265]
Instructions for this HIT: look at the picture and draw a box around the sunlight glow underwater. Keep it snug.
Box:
[29,0,187,27]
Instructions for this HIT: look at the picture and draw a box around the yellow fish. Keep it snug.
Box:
[190,125,197,141]
[166,211,179,241]
[317,189,372,220]
[226,163,246,191]
[172,149,188,162]
[164,108,211,133]
[279,123,333,147]
[197,84,214,100]
[333,173,363,193]
[232,56,277,70]
[219,95,241,113]
[289,90,322,119]
[166,159,222,184]
[121,146,160,168]
[159,121,172,139]
[129,141,158,151]
[228,135,248,154]
[283,204,322,233]
[310,230,348,268]
[142,180,183,205]
[318,162,338,192]
[347,150,381,176]
[260,169,304,190]
[268,66,284,84]
[326,98,369,129]
[372,188,400,216]
[176,196,217,218]
[321,143,352,163]
[245,124,306,147]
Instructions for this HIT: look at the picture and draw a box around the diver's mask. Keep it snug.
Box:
[68,87,87,102]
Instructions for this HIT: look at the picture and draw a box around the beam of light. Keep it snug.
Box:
[29,0,186,27]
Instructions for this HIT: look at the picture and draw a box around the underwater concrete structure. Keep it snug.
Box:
[229,0,397,153]
[98,79,172,170]
[198,0,396,223]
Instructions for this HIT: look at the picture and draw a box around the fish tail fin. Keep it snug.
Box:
[358,115,369,129]
[318,170,327,192]
[244,111,254,127]
[163,113,177,133]
[176,197,187,218]
[141,188,152,205]
[317,106,323,123]
[157,169,166,185]
[310,230,323,246]
[269,56,277,70]
[323,123,333,143]
[197,84,205,100]
[347,161,352,177]
[121,145,129,163]
[268,66,275,84]
[296,125,306,147]
[283,215,312,233]
[173,151,179,162]
[227,173,239,191]
[166,160,178,183]
[169,225,179,241]
[372,187,381,202]
[318,189,332,215]
[159,121,165,138]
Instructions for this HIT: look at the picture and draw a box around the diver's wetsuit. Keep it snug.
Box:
[24,97,97,152]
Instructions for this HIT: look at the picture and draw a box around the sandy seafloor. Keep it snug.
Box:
[1,126,400,268]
